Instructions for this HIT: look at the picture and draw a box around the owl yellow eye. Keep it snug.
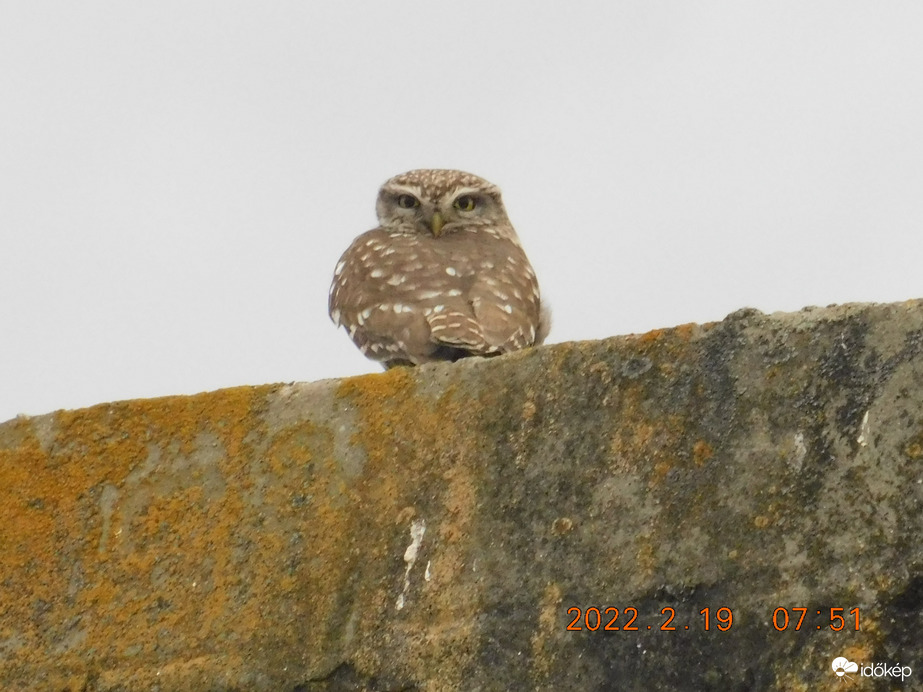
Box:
[397,194,419,209]
[454,195,476,212]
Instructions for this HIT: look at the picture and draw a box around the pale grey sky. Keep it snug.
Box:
[3,2,922,422]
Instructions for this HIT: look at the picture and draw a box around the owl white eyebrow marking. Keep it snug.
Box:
[387,184,424,198]
[449,186,482,200]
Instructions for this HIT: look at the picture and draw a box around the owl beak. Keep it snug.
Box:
[430,211,445,237]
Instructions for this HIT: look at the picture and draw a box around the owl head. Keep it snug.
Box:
[375,169,513,238]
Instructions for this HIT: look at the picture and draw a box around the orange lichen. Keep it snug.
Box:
[692,440,714,466]
[335,367,483,685]
[638,328,667,344]
[903,426,923,459]
[673,322,699,340]
[530,582,563,682]
[0,386,291,680]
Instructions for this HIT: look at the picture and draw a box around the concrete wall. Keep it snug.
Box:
[2,300,922,690]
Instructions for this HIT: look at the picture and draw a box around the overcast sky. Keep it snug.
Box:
[2,2,922,423]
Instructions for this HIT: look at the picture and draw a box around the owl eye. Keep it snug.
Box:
[397,194,419,209]
[454,195,477,212]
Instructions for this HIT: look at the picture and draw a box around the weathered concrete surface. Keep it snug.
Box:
[2,300,923,691]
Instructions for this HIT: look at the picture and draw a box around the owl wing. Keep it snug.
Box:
[420,241,541,355]
[424,305,498,355]
[465,242,543,353]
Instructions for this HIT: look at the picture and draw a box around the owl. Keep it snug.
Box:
[329,169,548,368]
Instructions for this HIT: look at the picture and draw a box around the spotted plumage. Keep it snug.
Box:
[329,169,548,368]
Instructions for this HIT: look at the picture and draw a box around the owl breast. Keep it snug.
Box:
[329,226,542,367]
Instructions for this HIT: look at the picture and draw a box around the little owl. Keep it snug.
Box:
[329,169,548,368]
